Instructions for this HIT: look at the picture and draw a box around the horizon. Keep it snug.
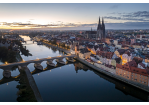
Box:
[0,3,149,30]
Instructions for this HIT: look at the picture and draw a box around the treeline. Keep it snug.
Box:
[13,40,32,56]
[0,46,16,63]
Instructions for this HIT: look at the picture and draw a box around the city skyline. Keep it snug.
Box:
[0,3,149,30]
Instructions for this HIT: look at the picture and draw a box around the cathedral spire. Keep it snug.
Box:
[102,17,104,25]
[98,16,101,25]
[97,16,101,30]
[91,27,92,31]
[102,17,105,39]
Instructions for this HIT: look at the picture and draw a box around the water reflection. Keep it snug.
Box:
[74,62,149,102]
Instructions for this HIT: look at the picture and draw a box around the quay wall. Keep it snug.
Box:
[76,57,149,92]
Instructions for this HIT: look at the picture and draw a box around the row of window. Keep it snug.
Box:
[132,78,147,84]
[117,70,147,78]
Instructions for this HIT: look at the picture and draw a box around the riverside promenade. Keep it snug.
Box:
[41,41,149,93]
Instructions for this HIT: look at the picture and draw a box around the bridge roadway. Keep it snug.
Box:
[0,54,76,70]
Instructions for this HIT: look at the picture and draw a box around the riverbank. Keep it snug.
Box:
[16,53,23,62]
[77,57,149,93]
[42,41,149,93]
[42,41,70,54]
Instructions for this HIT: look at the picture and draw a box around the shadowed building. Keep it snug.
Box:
[85,17,105,40]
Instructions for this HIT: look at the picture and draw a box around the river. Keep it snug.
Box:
[0,35,149,102]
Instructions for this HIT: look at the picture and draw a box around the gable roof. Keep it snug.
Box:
[117,49,126,55]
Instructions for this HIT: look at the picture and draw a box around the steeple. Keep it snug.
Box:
[102,17,105,39]
[102,17,104,25]
[97,16,101,30]
[91,27,92,31]
[98,16,101,25]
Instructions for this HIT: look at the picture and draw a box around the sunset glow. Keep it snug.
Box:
[0,3,149,30]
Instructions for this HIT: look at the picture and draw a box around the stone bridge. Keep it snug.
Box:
[0,54,76,78]
[0,54,76,70]
[0,60,74,85]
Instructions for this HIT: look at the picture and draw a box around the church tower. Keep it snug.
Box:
[97,17,105,40]
[102,17,105,39]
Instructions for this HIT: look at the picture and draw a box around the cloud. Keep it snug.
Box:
[105,22,149,29]
[105,11,149,22]
[104,16,149,21]
[122,11,149,18]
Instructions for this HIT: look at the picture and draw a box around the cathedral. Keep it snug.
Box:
[97,17,105,40]
[85,17,105,40]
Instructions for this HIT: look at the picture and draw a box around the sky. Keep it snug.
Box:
[0,3,149,30]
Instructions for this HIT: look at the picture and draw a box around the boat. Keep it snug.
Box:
[34,63,43,70]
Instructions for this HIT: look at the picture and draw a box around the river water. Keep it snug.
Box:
[0,35,149,102]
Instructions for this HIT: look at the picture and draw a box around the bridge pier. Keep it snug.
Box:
[46,60,55,67]
[66,57,75,62]
[34,63,43,70]
[56,58,65,64]
[3,70,11,78]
